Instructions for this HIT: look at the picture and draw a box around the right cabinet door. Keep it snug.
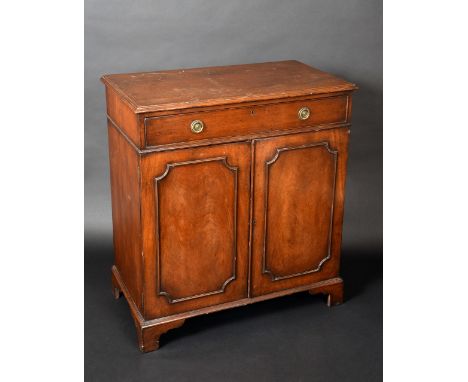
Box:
[251,128,349,297]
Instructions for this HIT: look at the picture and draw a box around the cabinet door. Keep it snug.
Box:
[141,143,250,318]
[251,128,349,297]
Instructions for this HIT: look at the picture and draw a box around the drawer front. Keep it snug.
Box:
[144,96,349,147]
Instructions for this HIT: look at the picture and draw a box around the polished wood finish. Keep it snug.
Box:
[144,95,349,147]
[105,86,141,147]
[103,61,356,352]
[140,143,251,318]
[251,128,350,296]
[101,60,356,114]
[107,124,143,310]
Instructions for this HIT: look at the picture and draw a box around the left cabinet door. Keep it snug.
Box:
[140,142,251,319]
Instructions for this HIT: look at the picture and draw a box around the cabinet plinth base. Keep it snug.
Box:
[111,275,122,300]
[134,318,186,353]
[112,266,344,352]
[308,278,344,307]
[111,266,186,353]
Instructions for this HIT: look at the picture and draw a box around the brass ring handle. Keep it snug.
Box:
[298,107,310,120]
[190,120,204,133]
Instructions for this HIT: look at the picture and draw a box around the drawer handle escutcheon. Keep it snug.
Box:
[298,107,310,120]
[190,120,204,133]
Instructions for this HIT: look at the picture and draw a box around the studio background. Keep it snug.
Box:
[85,0,382,381]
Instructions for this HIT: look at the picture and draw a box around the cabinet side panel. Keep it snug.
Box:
[108,123,143,310]
[105,86,142,147]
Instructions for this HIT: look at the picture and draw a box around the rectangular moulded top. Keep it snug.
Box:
[101,60,357,114]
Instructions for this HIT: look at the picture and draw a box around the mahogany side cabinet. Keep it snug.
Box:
[101,60,357,352]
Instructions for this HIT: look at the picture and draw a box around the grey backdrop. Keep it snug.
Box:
[85,1,382,380]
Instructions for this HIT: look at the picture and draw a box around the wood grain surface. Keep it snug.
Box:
[104,60,356,351]
[102,60,356,113]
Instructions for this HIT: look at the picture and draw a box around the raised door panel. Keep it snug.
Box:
[141,143,250,319]
[251,128,349,297]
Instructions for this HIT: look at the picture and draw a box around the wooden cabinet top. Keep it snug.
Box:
[101,60,357,114]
